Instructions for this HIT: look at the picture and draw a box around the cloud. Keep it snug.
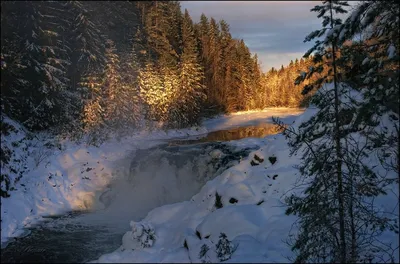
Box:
[180,1,349,71]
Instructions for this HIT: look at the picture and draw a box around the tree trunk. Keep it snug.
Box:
[329,1,347,262]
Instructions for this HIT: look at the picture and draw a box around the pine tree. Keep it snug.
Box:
[208,18,222,108]
[66,1,106,89]
[338,3,400,261]
[277,1,347,262]
[119,44,142,129]
[275,1,399,262]
[102,39,122,127]
[197,14,212,100]
[1,1,75,131]
[215,233,235,262]
[218,19,233,108]
[172,9,206,128]
[138,62,176,125]
[339,0,399,178]
[235,40,253,111]
[143,1,179,69]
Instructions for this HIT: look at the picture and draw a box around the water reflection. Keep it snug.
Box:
[170,123,284,145]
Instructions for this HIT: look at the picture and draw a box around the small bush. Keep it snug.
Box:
[216,233,237,262]
[199,244,212,263]
[33,144,53,167]
[268,156,277,165]
[215,192,223,209]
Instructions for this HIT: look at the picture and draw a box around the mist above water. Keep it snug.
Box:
[1,121,293,263]
[72,142,252,229]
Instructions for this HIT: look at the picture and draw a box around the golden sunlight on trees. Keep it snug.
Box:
[138,64,177,124]
[1,0,330,138]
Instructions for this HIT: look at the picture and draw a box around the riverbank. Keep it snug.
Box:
[0,119,207,247]
[1,108,303,247]
[92,107,399,263]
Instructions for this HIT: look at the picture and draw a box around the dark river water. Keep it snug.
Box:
[1,123,283,263]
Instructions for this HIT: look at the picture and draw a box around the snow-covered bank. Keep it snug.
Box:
[0,119,208,246]
[92,107,399,263]
[1,109,303,247]
[92,126,303,263]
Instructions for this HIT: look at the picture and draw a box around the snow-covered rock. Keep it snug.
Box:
[209,149,224,159]
[122,221,156,250]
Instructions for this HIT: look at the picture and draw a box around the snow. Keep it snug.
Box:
[2,106,398,263]
[196,205,269,241]
[91,130,304,263]
[122,221,156,250]
[0,119,208,246]
[90,104,398,263]
[1,109,303,247]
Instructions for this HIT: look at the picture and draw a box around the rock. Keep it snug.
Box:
[253,154,264,163]
[229,198,239,204]
[210,149,224,159]
[250,160,259,166]
[268,156,277,165]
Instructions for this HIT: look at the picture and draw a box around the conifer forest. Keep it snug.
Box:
[1,1,399,263]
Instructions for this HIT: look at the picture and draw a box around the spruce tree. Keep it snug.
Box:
[338,0,399,178]
[277,0,348,262]
[1,1,75,131]
[119,44,142,129]
[274,1,399,262]
[172,9,206,128]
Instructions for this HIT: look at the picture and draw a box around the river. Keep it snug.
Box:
[1,112,302,263]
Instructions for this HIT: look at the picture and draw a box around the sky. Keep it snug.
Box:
[180,1,347,72]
